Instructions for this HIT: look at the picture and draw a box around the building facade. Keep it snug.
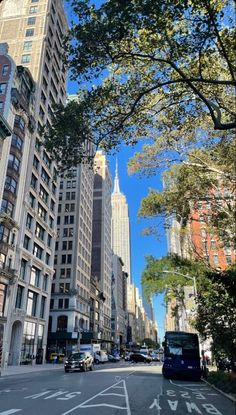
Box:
[0,0,68,366]
[48,161,94,357]
[91,151,112,349]
[111,254,127,351]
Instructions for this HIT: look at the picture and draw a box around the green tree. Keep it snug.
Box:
[44,0,235,169]
[137,139,235,248]
[142,338,160,349]
[195,268,236,370]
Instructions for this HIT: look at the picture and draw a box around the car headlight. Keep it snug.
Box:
[65,360,68,364]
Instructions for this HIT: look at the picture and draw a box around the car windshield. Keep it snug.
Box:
[68,353,85,360]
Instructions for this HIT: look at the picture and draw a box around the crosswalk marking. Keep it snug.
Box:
[0,410,22,415]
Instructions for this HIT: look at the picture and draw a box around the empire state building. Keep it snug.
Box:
[111,161,132,284]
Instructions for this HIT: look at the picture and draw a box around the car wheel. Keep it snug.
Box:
[95,359,99,364]
[65,369,69,373]
[82,364,87,372]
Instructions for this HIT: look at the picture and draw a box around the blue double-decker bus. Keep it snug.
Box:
[162,331,202,380]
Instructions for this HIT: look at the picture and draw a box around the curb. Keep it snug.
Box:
[203,379,236,403]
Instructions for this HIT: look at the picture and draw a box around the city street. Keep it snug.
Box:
[0,361,235,415]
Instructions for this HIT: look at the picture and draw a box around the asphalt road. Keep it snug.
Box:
[0,361,235,415]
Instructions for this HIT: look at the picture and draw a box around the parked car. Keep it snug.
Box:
[108,354,120,362]
[150,352,160,362]
[130,352,152,363]
[124,352,131,361]
[64,352,94,372]
[94,350,109,364]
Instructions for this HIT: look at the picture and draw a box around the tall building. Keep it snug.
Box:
[111,254,127,351]
[91,151,112,349]
[111,160,131,283]
[0,0,67,366]
[48,160,94,357]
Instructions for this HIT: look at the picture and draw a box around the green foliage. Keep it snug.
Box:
[195,268,236,368]
[207,371,236,396]
[142,338,160,349]
[137,139,236,246]
[141,254,206,300]
[44,0,235,170]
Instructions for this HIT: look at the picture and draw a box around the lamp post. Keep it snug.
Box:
[162,270,198,332]
[162,270,197,297]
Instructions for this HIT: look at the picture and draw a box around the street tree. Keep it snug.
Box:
[195,268,236,370]
[137,139,236,247]
[44,0,236,169]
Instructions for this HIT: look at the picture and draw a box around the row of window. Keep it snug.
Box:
[16,285,46,319]
[50,298,69,310]
[23,237,51,264]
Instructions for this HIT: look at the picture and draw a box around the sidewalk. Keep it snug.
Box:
[0,363,63,377]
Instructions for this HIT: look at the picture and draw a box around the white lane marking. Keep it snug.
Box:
[24,390,52,399]
[101,393,125,397]
[61,380,130,415]
[0,411,22,415]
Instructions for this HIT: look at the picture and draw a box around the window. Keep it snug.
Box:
[30,6,38,13]
[210,240,216,249]
[0,284,7,317]
[26,290,38,316]
[31,174,37,189]
[30,266,40,287]
[58,298,63,309]
[8,154,20,172]
[35,223,45,240]
[27,17,36,25]
[213,255,219,266]
[2,65,9,76]
[20,259,28,280]
[50,299,54,309]
[0,101,4,111]
[33,243,43,259]
[41,168,50,185]
[1,199,14,217]
[21,54,31,64]
[26,28,34,37]
[71,192,76,200]
[33,156,39,170]
[15,285,24,309]
[26,213,33,230]
[62,241,67,250]
[29,193,35,208]
[47,234,52,247]
[5,176,17,194]
[43,151,51,168]
[11,134,23,151]
[50,199,55,212]
[23,41,32,51]
[49,216,54,229]
[57,315,68,331]
[35,137,41,152]
[38,203,47,221]
[51,283,55,293]
[42,274,48,291]
[14,115,25,131]
[39,185,48,203]
[45,253,50,265]
[40,296,46,319]
[0,225,10,243]
[0,83,6,94]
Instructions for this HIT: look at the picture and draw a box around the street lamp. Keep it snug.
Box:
[161,270,197,297]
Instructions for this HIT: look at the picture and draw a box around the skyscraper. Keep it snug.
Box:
[91,151,112,349]
[0,0,67,366]
[111,160,131,284]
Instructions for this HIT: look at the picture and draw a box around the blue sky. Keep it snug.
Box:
[65,1,167,341]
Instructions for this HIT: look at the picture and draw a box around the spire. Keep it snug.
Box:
[113,158,121,194]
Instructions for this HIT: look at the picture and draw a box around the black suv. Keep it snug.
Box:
[64,352,94,372]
